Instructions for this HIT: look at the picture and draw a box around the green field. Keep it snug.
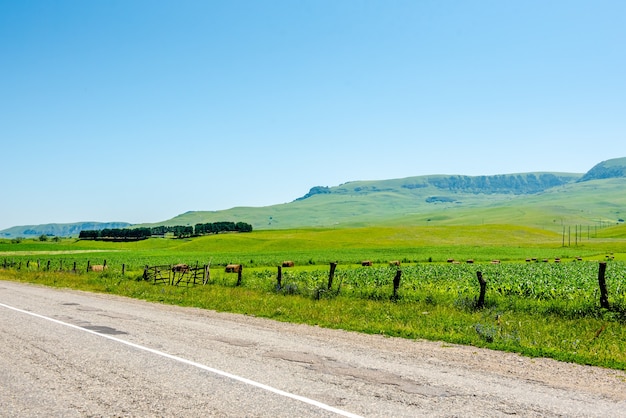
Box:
[2,224,626,269]
[2,224,626,370]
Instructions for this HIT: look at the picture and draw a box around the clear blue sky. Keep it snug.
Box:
[1,0,624,230]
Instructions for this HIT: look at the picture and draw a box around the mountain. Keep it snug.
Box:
[297,172,578,198]
[578,157,626,182]
[152,157,626,232]
[0,222,132,239]
[148,172,585,232]
[3,157,625,237]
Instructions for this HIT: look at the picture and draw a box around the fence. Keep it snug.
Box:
[143,263,209,286]
[1,257,623,310]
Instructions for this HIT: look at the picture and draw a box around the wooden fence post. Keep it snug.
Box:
[328,262,337,290]
[73,261,77,273]
[87,260,91,273]
[203,263,210,285]
[122,264,126,275]
[236,266,243,286]
[192,261,199,285]
[276,265,282,289]
[598,262,610,309]
[392,269,402,300]
[47,260,51,271]
[476,271,487,309]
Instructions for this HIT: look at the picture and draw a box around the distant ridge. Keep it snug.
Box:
[297,172,579,201]
[0,222,132,239]
[151,157,625,232]
[578,157,626,182]
[2,157,625,237]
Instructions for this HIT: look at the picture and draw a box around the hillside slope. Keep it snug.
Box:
[155,158,625,232]
[3,157,625,237]
[578,157,626,182]
[155,176,625,233]
[0,222,132,239]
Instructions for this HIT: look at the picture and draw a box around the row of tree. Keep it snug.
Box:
[79,228,152,240]
[78,221,253,240]
[194,221,253,234]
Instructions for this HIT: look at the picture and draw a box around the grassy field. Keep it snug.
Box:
[2,224,626,370]
[3,224,625,266]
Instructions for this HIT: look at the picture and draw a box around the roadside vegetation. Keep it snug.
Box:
[2,224,626,370]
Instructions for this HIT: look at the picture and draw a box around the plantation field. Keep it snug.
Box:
[3,224,626,268]
[2,224,626,370]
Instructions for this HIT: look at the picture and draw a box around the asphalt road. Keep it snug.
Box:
[1,280,625,417]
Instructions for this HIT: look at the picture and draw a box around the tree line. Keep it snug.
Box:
[193,221,252,234]
[79,221,253,240]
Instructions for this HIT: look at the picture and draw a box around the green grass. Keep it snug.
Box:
[2,224,626,370]
[3,224,624,262]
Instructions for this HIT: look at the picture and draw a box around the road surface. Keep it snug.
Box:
[1,280,625,417]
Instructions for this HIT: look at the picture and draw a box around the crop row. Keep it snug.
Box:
[244,262,625,304]
[3,255,624,308]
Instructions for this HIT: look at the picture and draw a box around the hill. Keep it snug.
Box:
[578,157,626,182]
[153,157,626,232]
[0,222,132,239]
[2,157,625,237]
[154,172,582,230]
[156,176,625,233]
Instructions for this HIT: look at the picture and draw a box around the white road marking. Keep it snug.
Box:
[0,302,363,418]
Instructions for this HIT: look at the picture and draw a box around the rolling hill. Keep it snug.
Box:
[0,222,132,239]
[150,157,626,232]
[2,157,625,237]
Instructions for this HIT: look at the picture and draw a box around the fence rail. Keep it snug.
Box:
[1,258,623,310]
